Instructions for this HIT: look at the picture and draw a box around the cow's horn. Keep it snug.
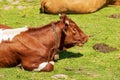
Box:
[59,13,62,17]
[63,29,67,35]
[65,20,69,25]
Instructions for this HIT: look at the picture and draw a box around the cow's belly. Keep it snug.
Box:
[66,0,107,13]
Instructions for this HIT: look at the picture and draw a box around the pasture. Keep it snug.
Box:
[0,0,120,80]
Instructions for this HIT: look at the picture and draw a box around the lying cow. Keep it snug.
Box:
[40,0,120,14]
[40,0,107,14]
[0,14,88,72]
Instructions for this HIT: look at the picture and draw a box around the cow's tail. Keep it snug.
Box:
[40,0,47,13]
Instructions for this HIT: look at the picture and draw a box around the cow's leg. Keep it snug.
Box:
[21,61,54,72]
[33,61,54,72]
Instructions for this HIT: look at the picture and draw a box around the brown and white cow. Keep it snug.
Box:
[40,0,120,14]
[0,14,88,72]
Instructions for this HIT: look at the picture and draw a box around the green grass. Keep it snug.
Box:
[0,1,120,80]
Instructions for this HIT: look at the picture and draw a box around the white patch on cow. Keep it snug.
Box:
[49,61,54,65]
[33,61,54,72]
[0,27,28,43]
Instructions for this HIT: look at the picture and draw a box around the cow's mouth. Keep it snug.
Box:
[77,43,84,47]
[71,41,84,47]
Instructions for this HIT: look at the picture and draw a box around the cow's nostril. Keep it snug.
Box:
[82,36,88,43]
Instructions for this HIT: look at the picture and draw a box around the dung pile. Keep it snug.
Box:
[108,14,120,18]
[93,43,118,53]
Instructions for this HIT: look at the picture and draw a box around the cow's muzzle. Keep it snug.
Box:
[78,36,88,47]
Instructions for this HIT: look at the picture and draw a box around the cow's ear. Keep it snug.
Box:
[59,13,63,19]
[59,13,67,20]
[59,13,62,17]
[59,14,63,22]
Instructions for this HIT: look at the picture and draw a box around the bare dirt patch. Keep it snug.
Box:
[93,43,118,53]
[108,14,120,18]
[65,67,74,71]
[116,54,120,59]
[51,74,68,79]
[0,74,4,78]
[87,71,100,77]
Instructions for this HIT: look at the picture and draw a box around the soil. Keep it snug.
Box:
[108,14,120,18]
[116,54,120,59]
[65,67,74,71]
[93,43,118,53]
[51,74,68,79]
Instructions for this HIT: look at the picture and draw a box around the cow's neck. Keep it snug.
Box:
[50,22,66,51]
[51,22,67,51]
[59,31,66,50]
[51,22,61,51]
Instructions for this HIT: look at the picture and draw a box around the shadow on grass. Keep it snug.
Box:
[58,50,83,60]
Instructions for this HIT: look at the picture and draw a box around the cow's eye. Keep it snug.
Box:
[73,28,77,32]
[72,28,77,35]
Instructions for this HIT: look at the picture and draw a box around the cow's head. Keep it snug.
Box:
[107,0,120,5]
[59,14,88,49]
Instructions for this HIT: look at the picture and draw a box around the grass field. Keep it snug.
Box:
[0,0,120,80]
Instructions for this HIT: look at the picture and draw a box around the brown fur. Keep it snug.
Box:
[40,0,120,14]
[0,14,88,72]
[108,0,120,6]
[0,24,11,29]
[40,0,107,14]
